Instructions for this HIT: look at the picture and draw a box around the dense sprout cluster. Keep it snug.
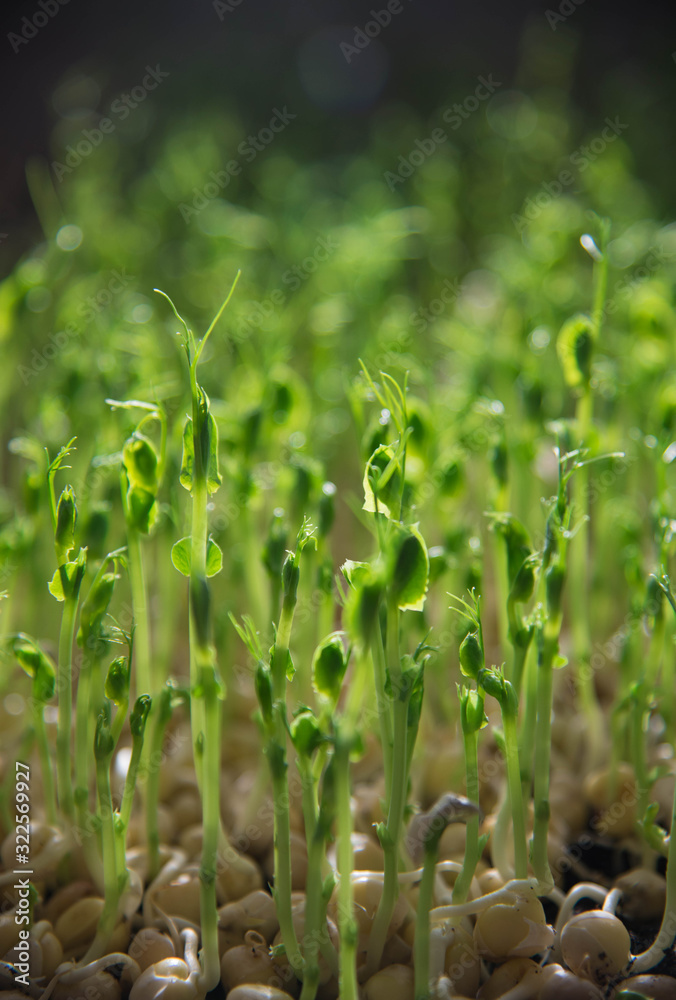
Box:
[1,67,676,1000]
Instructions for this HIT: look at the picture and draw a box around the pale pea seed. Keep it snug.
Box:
[128,927,176,972]
[473,887,554,962]
[611,974,676,999]
[363,963,415,1000]
[613,868,667,922]
[226,987,297,1000]
[221,929,287,992]
[129,957,198,1000]
[51,970,122,1000]
[539,965,605,998]
[560,910,631,986]
[477,957,541,999]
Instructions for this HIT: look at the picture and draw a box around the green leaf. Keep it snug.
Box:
[557,314,595,389]
[48,549,87,602]
[127,485,157,535]
[340,559,370,588]
[388,522,429,612]
[206,412,222,494]
[171,537,192,577]
[344,565,384,648]
[179,418,194,492]
[77,572,116,646]
[105,655,130,704]
[552,654,568,669]
[459,630,483,680]
[171,536,223,578]
[363,444,402,518]
[123,432,158,492]
[54,485,77,562]
[312,632,347,704]
[206,537,223,576]
[290,709,323,758]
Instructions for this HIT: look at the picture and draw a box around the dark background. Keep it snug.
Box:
[1,0,675,275]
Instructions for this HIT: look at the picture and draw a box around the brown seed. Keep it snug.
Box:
[560,911,631,986]
[227,988,297,1000]
[221,930,288,992]
[539,965,605,998]
[51,970,122,1000]
[477,957,540,999]
[443,923,480,997]
[129,957,197,999]
[218,890,279,954]
[152,873,202,924]
[583,763,637,839]
[614,868,667,922]
[612,974,676,999]
[474,885,554,962]
[129,927,176,972]
[363,963,415,1000]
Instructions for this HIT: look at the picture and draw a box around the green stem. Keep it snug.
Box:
[32,703,57,827]
[56,595,78,821]
[366,602,409,977]
[120,733,144,832]
[299,829,325,1000]
[145,705,171,880]
[198,662,221,992]
[335,734,358,1000]
[629,688,650,828]
[503,709,528,880]
[511,638,531,701]
[371,616,393,795]
[531,637,555,889]
[452,729,480,904]
[662,624,675,747]
[126,524,152,698]
[270,742,304,978]
[414,841,439,1000]
[84,754,120,963]
[519,640,538,789]
[73,652,105,888]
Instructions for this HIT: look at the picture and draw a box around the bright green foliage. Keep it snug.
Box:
[171,535,223,577]
[312,631,348,705]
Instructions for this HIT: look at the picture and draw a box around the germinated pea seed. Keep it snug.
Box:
[560,910,631,986]
[363,963,415,1000]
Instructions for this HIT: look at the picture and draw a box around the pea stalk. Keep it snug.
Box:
[411,795,480,1000]
[47,441,87,823]
[85,709,121,963]
[158,276,239,993]
[452,687,487,903]
[632,574,676,972]
[12,635,58,827]
[479,667,528,879]
[366,596,410,976]
[563,224,609,765]
[145,684,174,879]
[269,522,316,980]
[334,728,359,1000]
